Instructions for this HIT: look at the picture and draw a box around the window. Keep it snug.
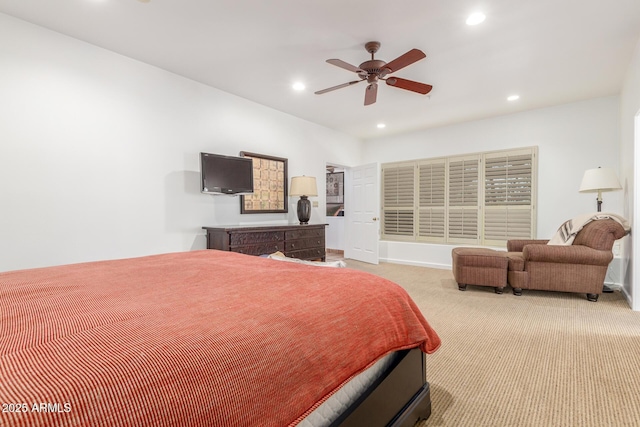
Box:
[483,149,535,245]
[381,147,537,246]
[382,162,414,237]
[447,156,479,243]
[417,160,445,239]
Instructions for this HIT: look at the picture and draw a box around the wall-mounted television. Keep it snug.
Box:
[200,152,254,195]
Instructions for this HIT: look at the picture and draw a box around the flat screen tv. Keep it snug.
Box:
[200,152,254,195]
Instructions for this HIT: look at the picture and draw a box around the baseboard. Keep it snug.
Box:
[620,285,633,308]
[379,257,451,270]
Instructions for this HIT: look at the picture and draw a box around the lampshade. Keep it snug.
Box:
[579,167,622,193]
[290,176,318,197]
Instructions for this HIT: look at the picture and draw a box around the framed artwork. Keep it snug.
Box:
[326,172,344,204]
[240,151,288,214]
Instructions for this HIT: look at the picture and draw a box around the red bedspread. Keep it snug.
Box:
[0,250,440,427]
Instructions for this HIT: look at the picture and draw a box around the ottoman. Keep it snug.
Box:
[451,248,508,294]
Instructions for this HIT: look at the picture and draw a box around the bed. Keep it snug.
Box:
[0,250,440,426]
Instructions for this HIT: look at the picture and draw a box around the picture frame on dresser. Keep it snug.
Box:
[239,151,288,214]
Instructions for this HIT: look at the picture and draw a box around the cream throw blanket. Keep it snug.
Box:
[267,251,347,267]
[547,212,630,246]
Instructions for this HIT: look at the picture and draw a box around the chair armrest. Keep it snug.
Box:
[507,239,549,252]
[523,244,613,266]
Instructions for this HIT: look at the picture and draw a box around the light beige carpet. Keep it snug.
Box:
[345,260,640,427]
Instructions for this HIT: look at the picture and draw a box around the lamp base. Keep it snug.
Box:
[297,196,311,224]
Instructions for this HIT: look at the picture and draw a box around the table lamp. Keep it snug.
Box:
[290,176,317,224]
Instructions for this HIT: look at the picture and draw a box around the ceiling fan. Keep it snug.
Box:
[315,41,433,106]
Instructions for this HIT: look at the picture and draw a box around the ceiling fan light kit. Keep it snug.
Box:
[315,41,433,106]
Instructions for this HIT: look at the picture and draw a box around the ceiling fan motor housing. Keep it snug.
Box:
[359,59,387,76]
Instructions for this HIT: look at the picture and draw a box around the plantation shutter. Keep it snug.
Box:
[382,163,415,239]
[483,148,537,244]
[380,146,537,246]
[417,160,446,241]
[448,156,480,243]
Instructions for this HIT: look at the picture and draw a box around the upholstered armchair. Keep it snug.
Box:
[506,219,627,301]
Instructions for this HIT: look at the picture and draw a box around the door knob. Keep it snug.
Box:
[372,217,379,221]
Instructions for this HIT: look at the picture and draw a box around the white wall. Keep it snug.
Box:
[620,37,640,310]
[0,14,362,271]
[362,96,623,268]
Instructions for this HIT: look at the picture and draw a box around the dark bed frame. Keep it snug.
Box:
[331,348,431,427]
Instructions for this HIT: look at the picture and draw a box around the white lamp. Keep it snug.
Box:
[579,167,622,212]
[290,176,318,224]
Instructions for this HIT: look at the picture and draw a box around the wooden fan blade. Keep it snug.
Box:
[364,83,378,106]
[315,80,363,95]
[386,77,433,95]
[326,59,364,73]
[383,49,426,73]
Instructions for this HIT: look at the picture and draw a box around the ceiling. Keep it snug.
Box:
[1,0,640,140]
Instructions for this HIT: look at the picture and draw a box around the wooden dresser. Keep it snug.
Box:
[202,224,327,261]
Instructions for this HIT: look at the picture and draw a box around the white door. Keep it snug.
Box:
[345,163,380,264]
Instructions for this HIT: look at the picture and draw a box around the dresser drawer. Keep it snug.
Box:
[285,238,324,251]
[285,228,324,240]
[287,247,325,261]
[231,242,284,256]
[230,231,284,246]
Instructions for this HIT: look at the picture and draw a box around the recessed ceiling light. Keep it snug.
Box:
[377,123,386,129]
[292,82,306,91]
[138,0,151,3]
[466,12,486,26]
[507,95,520,101]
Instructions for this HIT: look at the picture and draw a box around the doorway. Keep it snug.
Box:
[325,163,346,257]
[325,162,381,264]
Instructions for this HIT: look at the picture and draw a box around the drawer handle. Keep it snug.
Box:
[291,243,295,248]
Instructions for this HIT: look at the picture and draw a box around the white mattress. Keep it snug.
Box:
[298,351,397,427]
